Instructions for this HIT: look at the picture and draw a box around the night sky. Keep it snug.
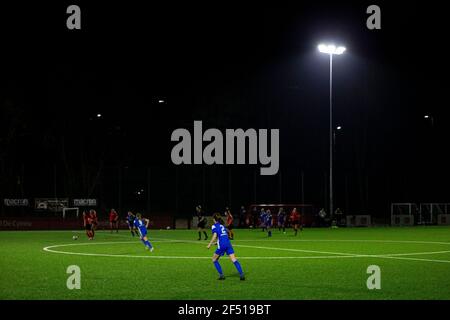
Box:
[1,1,449,219]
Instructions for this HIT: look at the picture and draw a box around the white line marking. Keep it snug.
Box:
[148,237,450,263]
[43,238,450,263]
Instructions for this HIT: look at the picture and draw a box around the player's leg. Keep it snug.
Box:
[116,221,119,233]
[142,235,153,251]
[85,225,91,239]
[294,224,298,236]
[228,253,244,280]
[202,228,208,240]
[212,253,225,280]
[110,221,113,233]
[197,227,202,240]
[229,227,234,240]
[138,229,145,245]
[91,224,95,238]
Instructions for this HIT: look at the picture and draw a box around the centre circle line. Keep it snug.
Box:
[42,238,450,263]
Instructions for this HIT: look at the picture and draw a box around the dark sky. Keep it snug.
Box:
[1,1,449,218]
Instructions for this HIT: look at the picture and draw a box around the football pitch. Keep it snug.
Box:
[1,227,450,300]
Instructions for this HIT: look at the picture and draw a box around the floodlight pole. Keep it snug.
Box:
[318,44,345,223]
[329,53,334,222]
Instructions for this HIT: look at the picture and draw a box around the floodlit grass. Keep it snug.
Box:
[1,226,450,299]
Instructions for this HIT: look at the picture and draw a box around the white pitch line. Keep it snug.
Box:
[43,241,360,260]
[43,237,450,263]
[67,230,450,246]
[149,237,450,258]
[147,237,450,264]
[230,239,450,246]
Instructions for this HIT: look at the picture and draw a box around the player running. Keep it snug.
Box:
[91,209,98,231]
[109,208,119,233]
[195,205,208,241]
[277,207,287,233]
[265,209,273,237]
[260,208,267,232]
[225,207,234,240]
[290,207,301,236]
[126,211,138,237]
[83,210,94,240]
[207,213,245,281]
[134,213,154,252]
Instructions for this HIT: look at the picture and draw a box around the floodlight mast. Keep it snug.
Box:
[318,43,346,224]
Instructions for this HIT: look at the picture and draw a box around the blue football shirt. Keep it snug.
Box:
[211,222,230,248]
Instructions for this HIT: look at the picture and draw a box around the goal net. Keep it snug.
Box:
[63,207,79,219]
[419,203,450,225]
[390,203,418,226]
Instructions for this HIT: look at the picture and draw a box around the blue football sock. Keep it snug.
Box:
[233,260,243,276]
[144,240,153,248]
[213,261,223,275]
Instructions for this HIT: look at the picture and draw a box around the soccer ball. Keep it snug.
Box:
[72,235,78,240]
[166,226,171,230]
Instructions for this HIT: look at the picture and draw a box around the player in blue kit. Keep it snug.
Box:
[134,213,154,252]
[277,207,287,233]
[260,208,267,232]
[265,209,273,237]
[126,211,138,237]
[207,213,245,281]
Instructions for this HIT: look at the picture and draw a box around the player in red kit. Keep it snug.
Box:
[88,209,97,239]
[91,209,98,231]
[109,209,119,233]
[290,208,301,236]
[83,210,94,240]
[225,207,234,240]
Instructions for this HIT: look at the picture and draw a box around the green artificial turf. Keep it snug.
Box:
[1,226,450,300]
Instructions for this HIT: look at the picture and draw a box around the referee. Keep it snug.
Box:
[196,205,208,240]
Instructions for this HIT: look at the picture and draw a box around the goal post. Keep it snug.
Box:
[63,207,79,219]
[419,203,450,225]
[390,203,417,226]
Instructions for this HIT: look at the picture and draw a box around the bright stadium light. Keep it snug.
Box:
[336,126,342,130]
[424,114,434,126]
[97,113,102,118]
[318,44,346,55]
[318,42,346,224]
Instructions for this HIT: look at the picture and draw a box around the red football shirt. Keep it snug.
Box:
[226,213,233,226]
[84,213,93,224]
[290,211,300,222]
[109,211,118,222]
